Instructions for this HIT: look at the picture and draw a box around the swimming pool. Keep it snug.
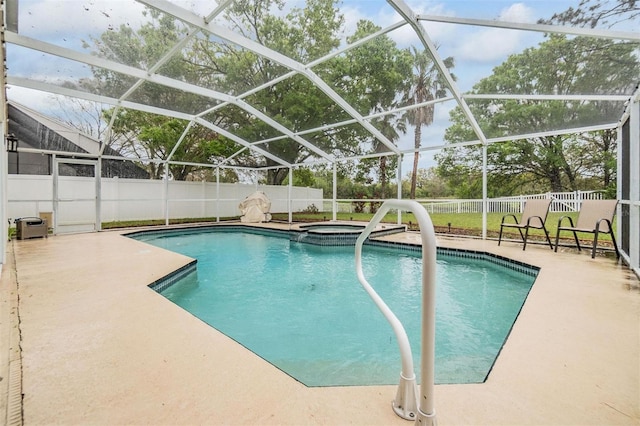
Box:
[133,227,537,386]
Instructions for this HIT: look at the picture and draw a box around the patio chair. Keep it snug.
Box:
[498,198,553,250]
[554,199,620,259]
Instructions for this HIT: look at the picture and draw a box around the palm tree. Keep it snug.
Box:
[373,113,406,198]
[402,47,455,199]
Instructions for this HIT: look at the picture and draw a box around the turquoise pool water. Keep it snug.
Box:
[136,229,536,386]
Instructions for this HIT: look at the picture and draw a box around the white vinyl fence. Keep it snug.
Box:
[8,174,603,232]
[8,175,322,229]
[326,191,604,215]
[419,191,604,214]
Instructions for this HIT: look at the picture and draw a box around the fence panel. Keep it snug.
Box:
[322,191,604,216]
[8,175,323,224]
[9,174,603,225]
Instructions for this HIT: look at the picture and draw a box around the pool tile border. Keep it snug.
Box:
[148,260,197,293]
[366,239,540,277]
[127,224,290,241]
[136,225,539,296]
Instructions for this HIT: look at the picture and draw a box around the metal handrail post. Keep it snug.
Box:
[354,199,437,424]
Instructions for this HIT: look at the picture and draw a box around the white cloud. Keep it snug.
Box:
[450,3,538,63]
[453,27,524,62]
[6,85,61,114]
[498,3,536,24]
[346,1,541,66]
[380,1,457,47]
[340,0,456,47]
[340,1,538,64]
[17,0,148,46]
[341,5,369,39]
[170,0,227,17]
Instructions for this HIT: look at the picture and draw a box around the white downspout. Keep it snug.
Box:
[288,167,293,223]
[216,167,220,223]
[164,162,169,226]
[96,158,102,231]
[397,154,403,225]
[482,144,488,240]
[332,163,337,222]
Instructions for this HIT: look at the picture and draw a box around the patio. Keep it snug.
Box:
[1,225,638,425]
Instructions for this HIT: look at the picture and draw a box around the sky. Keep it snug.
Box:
[5,0,591,176]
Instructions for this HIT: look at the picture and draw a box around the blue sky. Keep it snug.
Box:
[6,0,588,174]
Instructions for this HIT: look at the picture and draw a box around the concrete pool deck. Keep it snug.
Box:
[1,223,639,425]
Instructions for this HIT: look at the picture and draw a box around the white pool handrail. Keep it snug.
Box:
[354,199,437,425]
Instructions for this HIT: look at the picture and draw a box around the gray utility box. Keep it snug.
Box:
[15,218,48,240]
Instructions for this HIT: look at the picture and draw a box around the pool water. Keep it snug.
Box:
[137,230,536,386]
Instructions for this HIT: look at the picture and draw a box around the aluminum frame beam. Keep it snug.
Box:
[138,0,402,156]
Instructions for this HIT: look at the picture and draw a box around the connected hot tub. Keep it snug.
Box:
[291,222,405,245]
[301,223,366,233]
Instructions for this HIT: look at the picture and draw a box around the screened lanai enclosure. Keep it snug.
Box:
[0,0,639,272]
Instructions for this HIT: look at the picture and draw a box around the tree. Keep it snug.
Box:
[283,167,316,187]
[104,109,239,180]
[84,10,210,112]
[82,1,412,186]
[184,2,413,185]
[366,115,403,199]
[82,9,241,180]
[403,167,451,198]
[580,129,618,191]
[186,0,354,185]
[539,0,639,28]
[51,97,109,141]
[346,20,412,198]
[436,34,639,196]
[402,47,454,199]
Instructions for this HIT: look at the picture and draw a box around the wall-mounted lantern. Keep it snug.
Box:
[6,133,19,152]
